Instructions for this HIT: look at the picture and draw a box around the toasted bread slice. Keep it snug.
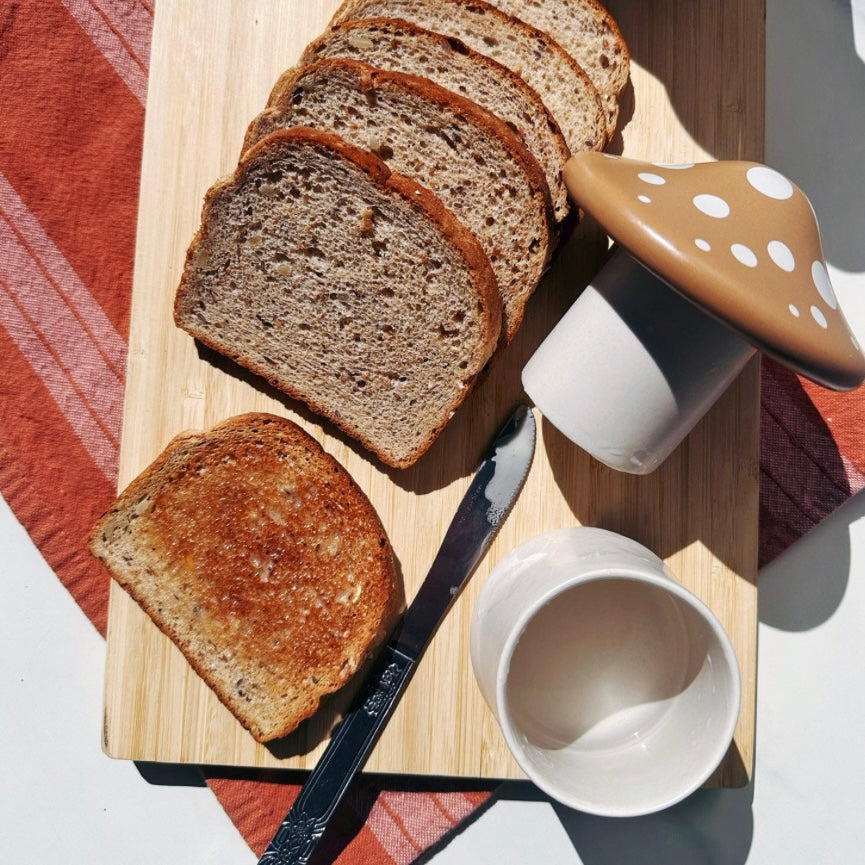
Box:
[89,413,403,743]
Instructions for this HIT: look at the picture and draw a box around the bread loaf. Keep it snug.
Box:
[330,0,610,150]
[292,17,575,220]
[246,59,554,343]
[175,127,502,468]
[89,412,403,742]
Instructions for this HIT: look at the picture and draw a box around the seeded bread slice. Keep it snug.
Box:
[291,17,575,220]
[245,60,553,343]
[486,0,630,133]
[330,0,609,148]
[89,412,403,743]
[175,128,502,468]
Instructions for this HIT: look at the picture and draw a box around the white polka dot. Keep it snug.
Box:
[731,243,758,267]
[653,162,695,170]
[811,260,838,309]
[811,305,828,328]
[695,238,711,251]
[746,166,794,200]
[789,304,800,318]
[638,194,652,203]
[693,194,730,218]
[638,172,666,185]
[768,240,795,272]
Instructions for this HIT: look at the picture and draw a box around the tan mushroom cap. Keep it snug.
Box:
[563,153,865,390]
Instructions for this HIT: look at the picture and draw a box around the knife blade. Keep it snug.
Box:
[257,404,536,865]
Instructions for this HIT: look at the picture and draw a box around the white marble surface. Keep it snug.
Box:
[2,1,864,862]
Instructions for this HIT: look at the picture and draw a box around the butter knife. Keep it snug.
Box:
[258,404,536,865]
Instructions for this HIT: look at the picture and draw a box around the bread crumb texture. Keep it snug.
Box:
[176,129,500,467]
[247,60,551,342]
[90,413,402,742]
[298,18,574,219]
[329,0,613,146]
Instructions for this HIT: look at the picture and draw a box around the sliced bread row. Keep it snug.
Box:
[175,0,629,467]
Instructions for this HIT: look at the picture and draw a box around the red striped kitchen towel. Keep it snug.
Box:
[1,2,863,863]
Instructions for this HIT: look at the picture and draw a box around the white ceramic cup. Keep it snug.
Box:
[470,526,741,817]
[521,247,756,474]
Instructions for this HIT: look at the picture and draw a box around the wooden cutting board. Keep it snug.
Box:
[103,0,764,786]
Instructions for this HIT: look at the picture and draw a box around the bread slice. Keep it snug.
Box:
[245,59,553,343]
[485,0,630,133]
[88,412,403,743]
[175,127,501,468]
[292,17,575,221]
[330,0,609,149]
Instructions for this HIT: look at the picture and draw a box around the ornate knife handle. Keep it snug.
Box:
[257,643,416,865]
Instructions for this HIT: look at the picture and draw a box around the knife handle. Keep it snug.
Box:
[258,642,416,865]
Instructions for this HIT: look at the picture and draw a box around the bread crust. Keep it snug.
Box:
[89,413,404,742]
[175,127,502,468]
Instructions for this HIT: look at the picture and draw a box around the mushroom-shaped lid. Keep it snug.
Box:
[563,153,865,390]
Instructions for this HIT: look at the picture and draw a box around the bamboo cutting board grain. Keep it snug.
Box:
[103,0,764,786]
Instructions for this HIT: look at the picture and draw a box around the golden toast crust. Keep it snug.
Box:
[90,413,402,742]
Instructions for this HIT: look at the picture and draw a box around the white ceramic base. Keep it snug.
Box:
[470,527,741,817]
[522,247,756,473]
